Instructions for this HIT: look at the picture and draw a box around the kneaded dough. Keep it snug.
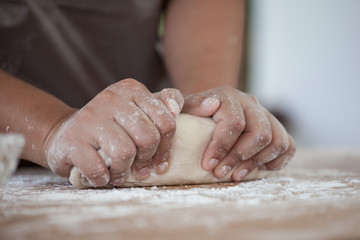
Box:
[69,114,271,188]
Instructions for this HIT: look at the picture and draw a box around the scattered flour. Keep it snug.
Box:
[2,168,359,210]
[1,166,359,239]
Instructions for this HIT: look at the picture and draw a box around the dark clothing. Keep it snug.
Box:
[0,0,167,108]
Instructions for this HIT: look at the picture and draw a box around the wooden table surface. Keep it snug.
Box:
[1,148,360,240]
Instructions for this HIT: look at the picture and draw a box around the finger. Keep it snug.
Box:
[134,92,177,175]
[231,159,258,181]
[213,99,272,179]
[182,94,220,117]
[96,121,137,186]
[265,135,296,170]
[249,111,289,165]
[113,103,160,180]
[108,79,170,180]
[103,80,160,180]
[153,88,184,117]
[150,119,176,175]
[200,100,245,171]
[70,144,110,187]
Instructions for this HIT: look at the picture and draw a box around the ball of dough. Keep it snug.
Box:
[69,114,271,188]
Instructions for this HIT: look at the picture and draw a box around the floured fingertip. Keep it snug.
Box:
[167,98,181,117]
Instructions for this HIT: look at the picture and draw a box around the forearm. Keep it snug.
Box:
[163,0,245,96]
[0,70,75,167]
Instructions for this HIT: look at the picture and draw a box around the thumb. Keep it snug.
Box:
[153,88,184,118]
[182,95,220,117]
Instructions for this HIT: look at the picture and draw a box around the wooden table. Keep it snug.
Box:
[1,148,360,240]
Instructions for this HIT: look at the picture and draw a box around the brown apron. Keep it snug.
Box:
[0,0,167,108]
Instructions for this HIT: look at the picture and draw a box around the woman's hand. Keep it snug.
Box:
[44,79,184,187]
[182,86,296,181]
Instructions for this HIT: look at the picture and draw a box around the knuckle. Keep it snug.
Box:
[97,89,117,103]
[250,155,262,165]
[218,85,239,97]
[137,131,161,151]
[254,130,272,147]
[121,147,137,162]
[116,145,137,162]
[214,141,232,157]
[246,94,260,104]
[122,78,137,84]
[229,117,246,134]
[219,85,234,92]
[120,78,144,89]
[273,138,290,154]
[226,150,242,165]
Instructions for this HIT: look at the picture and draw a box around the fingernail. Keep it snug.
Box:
[157,161,169,174]
[137,167,150,179]
[207,158,219,170]
[167,98,180,116]
[236,169,249,180]
[81,176,91,187]
[110,172,126,186]
[111,177,125,186]
[218,165,232,178]
[201,97,220,109]
[88,173,109,187]
[102,173,110,183]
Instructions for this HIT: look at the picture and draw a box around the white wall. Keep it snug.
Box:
[248,0,360,147]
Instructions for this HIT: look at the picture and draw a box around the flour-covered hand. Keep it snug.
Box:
[44,79,184,187]
[182,86,296,181]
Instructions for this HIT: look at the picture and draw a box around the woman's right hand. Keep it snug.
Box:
[44,78,184,187]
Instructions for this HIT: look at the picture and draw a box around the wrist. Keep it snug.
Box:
[40,107,77,169]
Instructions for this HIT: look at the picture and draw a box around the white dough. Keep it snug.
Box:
[0,134,25,185]
[69,114,271,188]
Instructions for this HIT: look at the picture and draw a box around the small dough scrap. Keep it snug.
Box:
[69,114,271,188]
[0,134,25,185]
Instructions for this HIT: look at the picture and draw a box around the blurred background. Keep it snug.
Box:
[246,0,360,147]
